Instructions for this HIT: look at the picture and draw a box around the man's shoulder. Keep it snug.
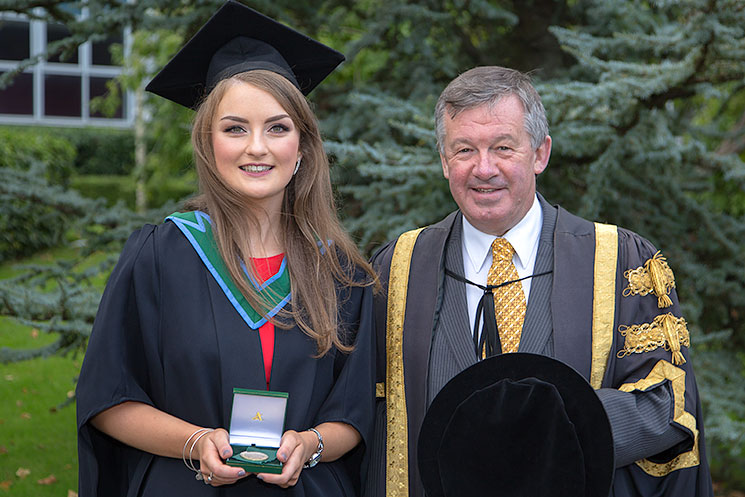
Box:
[546,197,660,257]
[551,203,595,236]
[370,211,459,271]
[544,196,631,238]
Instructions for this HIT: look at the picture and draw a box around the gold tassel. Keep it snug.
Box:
[661,313,686,365]
[645,251,673,308]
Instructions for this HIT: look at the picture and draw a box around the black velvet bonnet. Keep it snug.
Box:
[418,353,615,497]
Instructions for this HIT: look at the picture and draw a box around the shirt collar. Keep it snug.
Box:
[462,195,543,274]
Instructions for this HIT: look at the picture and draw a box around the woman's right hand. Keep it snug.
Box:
[194,428,250,486]
[193,428,248,487]
[91,402,250,486]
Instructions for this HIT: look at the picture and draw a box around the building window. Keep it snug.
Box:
[0,20,30,60]
[0,72,33,115]
[44,74,82,117]
[0,11,133,128]
[92,33,123,66]
[47,22,79,64]
[90,76,124,118]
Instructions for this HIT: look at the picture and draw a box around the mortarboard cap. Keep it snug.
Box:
[145,0,345,108]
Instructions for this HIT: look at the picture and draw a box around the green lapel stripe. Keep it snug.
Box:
[166,211,291,330]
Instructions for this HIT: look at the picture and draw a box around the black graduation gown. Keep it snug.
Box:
[76,221,375,497]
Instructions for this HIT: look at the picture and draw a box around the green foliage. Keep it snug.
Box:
[0,165,97,264]
[71,174,196,209]
[0,178,179,363]
[326,91,454,250]
[0,126,135,178]
[88,29,195,211]
[0,253,89,495]
[0,127,76,186]
[71,174,137,208]
[147,174,197,208]
[696,342,745,489]
[58,128,135,176]
[142,96,196,193]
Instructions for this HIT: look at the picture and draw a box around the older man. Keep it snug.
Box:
[364,66,712,497]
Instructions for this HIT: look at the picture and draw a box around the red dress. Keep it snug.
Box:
[250,253,284,389]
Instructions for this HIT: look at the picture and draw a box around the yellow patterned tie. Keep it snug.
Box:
[487,238,526,354]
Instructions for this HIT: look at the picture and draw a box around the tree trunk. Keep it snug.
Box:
[134,83,147,214]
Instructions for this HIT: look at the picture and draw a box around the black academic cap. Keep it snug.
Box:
[145,0,345,108]
[418,353,614,497]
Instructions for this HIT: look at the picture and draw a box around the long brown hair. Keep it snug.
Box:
[186,70,376,355]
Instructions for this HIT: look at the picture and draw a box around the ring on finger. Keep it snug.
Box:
[207,472,214,483]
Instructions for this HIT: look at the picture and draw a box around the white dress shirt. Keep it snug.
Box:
[461,195,543,339]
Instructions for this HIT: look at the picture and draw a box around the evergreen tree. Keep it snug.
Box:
[543,0,745,480]
[0,165,178,362]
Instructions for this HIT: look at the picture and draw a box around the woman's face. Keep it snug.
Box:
[211,81,301,212]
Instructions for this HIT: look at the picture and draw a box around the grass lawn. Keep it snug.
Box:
[1,245,110,496]
[0,326,81,496]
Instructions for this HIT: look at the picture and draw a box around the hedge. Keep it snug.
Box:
[71,174,196,209]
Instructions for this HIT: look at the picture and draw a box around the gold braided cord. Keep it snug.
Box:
[619,360,700,476]
[385,228,423,497]
[618,313,690,365]
[623,251,676,308]
[590,223,618,390]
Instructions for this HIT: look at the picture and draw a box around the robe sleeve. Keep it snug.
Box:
[76,225,161,497]
[602,229,713,496]
[361,241,397,497]
[309,268,376,450]
[597,379,687,466]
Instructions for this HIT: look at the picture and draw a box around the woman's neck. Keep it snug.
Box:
[245,207,284,258]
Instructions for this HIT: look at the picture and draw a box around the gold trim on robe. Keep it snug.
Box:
[386,228,424,497]
[376,382,385,398]
[591,223,618,389]
[619,360,700,476]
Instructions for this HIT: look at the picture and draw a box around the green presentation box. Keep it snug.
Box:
[225,388,289,474]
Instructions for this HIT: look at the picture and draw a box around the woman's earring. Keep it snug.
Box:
[293,157,301,176]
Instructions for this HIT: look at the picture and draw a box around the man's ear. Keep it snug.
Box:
[533,135,552,175]
[441,153,450,179]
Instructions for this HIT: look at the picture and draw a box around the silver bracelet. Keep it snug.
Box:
[188,428,215,480]
[303,427,324,469]
[182,428,211,472]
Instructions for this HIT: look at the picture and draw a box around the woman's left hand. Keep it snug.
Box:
[256,429,317,488]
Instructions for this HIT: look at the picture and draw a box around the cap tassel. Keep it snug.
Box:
[645,251,673,308]
[661,313,686,365]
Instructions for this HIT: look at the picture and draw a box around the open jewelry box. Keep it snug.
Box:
[225,388,288,474]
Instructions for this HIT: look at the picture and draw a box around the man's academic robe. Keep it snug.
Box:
[76,220,375,497]
[365,199,713,497]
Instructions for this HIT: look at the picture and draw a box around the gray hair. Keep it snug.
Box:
[434,66,549,154]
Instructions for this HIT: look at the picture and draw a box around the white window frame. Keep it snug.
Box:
[0,9,134,128]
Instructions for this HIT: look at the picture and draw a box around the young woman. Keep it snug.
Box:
[76,3,376,496]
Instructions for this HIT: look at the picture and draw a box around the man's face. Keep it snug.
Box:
[440,95,551,236]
